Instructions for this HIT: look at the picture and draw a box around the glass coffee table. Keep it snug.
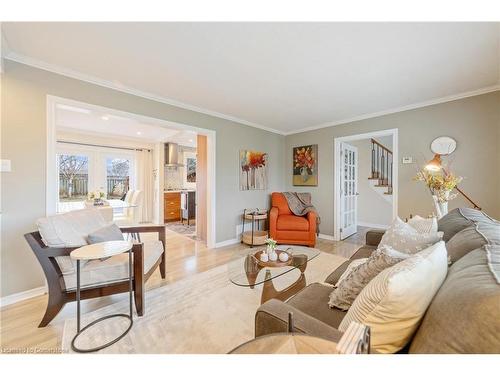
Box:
[228,245,320,304]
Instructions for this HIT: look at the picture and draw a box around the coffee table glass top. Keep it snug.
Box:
[228,245,320,287]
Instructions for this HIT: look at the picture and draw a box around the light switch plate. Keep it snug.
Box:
[402,156,413,164]
[1,159,12,172]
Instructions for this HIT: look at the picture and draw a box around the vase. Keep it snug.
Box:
[438,190,450,217]
[300,166,309,182]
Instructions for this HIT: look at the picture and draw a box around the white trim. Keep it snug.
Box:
[6,53,499,137]
[333,128,398,241]
[215,238,240,248]
[46,96,217,248]
[0,286,47,308]
[318,233,335,241]
[284,85,500,135]
[357,221,390,230]
[6,53,285,136]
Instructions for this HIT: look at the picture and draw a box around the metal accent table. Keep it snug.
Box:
[70,240,134,353]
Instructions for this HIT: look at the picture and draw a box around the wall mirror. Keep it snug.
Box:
[430,136,457,155]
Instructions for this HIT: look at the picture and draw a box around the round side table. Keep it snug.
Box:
[241,208,268,247]
[70,240,133,353]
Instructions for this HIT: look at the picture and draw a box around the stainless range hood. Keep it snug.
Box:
[164,143,184,167]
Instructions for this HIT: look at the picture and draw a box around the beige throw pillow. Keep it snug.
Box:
[338,241,448,353]
[379,217,443,254]
[408,215,438,234]
[328,246,409,310]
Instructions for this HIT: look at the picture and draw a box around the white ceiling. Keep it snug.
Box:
[3,22,500,134]
[55,103,198,146]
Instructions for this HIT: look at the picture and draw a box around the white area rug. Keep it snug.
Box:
[61,252,347,354]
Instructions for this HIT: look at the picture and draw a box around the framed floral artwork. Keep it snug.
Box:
[239,150,268,190]
[293,145,318,186]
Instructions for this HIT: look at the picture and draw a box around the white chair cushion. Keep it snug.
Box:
[62,240,164,290]
[338,241,448,353]
[37,208,108,247]
[37,208,109,274]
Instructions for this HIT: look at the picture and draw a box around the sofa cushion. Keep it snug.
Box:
[446,224,486,264]
[338,241,448,353]
[324,245,376,285]
[276,215,309,231]
[409,247,500,353]
[379,217,443,254]
[328,245,410,310]
[287,283,347,329]
[438,208,497,242]
[62,240,164,290]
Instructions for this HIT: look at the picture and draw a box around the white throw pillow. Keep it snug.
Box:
[408,215,438,234]
[338,241,448,353]
[379,217,443,254]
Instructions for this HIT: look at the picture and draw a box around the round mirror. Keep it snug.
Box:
[430,136,457,155]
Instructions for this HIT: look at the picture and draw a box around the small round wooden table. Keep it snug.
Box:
[229,333,338,354]
[70,240,133,353]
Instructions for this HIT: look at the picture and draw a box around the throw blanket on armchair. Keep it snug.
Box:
[282,192,321,234]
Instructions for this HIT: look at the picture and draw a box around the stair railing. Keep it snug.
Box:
[370,138,393,195]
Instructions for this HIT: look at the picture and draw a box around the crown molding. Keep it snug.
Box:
[4,52,286,135]
[284,84,500,135]
[4,51,499,137]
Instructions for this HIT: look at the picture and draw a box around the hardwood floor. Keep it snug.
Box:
[0,227,369,353]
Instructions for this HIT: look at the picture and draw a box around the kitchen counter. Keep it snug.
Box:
[164,189,196,193]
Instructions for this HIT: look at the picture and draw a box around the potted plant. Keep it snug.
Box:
[88,190,106,206]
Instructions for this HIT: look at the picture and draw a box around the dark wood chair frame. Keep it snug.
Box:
[24,225,166,327]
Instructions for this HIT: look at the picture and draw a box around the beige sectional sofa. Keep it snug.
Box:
[255,208,500,353]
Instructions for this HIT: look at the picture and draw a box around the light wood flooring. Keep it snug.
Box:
[0,227,369,353]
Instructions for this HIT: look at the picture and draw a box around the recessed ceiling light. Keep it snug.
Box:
[101,115,109,121]
[137,131,142,135]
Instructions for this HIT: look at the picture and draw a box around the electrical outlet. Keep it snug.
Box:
[1,159,11,172]
[402,156,413,164]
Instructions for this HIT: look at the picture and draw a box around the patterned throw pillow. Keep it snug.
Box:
[408,215,438,234]
[328,245,410,310]
[379,217,443,254]
[334,258,369,287]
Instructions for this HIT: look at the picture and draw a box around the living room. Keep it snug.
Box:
[1,1,499,373]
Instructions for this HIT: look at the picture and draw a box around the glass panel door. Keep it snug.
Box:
[57,152,90,212]
[106,157,131,199]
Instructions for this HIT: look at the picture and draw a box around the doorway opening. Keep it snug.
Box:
[333,129,398,241]
[46,96,216,248]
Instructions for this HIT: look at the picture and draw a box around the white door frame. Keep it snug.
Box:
[46,95,217,249]
[333,128,398,241]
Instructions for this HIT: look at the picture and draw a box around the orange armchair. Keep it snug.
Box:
[269,192,317,247]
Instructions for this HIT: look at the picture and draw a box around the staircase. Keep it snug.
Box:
[368,138,393,195]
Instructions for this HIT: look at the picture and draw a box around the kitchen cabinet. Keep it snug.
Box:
[164,192,181,222]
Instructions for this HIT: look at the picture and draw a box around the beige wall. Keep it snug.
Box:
[285,91,500,236]
[1,61,285,297]
[1,59,499,299]
[347,137,393,227]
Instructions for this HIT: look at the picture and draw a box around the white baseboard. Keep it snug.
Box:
[358,221,390,230]
[0,286,47,308]
[318,233,335,241]
[215,238,240,248]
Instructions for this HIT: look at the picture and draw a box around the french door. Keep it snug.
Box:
[340,142,358,239]
[56,144,135,213]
